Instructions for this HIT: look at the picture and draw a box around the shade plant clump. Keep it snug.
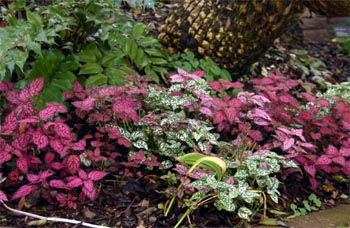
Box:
[0,67,349,226]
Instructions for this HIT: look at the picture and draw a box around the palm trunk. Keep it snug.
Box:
[159,0,303,77]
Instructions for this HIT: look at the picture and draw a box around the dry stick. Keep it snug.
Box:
[0,200,112,228]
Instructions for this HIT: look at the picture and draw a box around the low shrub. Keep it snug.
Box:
[1,69,349,226]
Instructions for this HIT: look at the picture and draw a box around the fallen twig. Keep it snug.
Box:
[0,200,112,228]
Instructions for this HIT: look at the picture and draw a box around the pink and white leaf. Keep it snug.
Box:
[326,145,338,156]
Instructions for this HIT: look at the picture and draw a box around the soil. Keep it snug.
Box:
[1,2,349,228]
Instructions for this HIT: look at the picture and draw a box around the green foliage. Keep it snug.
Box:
[108,0,156,9]
[177,152,227,180]
[169,51,232,81]
[335,36,350,56]
[290,193,321,216]
[0,0,171,105]
[316,82,350,102]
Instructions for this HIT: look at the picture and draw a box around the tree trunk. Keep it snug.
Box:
[304,0,350,17]
[158,0,303,77]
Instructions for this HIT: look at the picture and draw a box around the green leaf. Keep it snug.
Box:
[78,43,102,63]
[150,57,167,65]
[129,40,139,60]
[79,63,103,75]
[145,48,166,57]
[134,48,148,69]
[139,37,160,47]
[106,68,127,86]
[101,51,125,67]
[177,152,227,180]
[238,207,252,220]
[85,74,107,87]
[132,23,146,39]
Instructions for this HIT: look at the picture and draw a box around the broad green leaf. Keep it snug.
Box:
[139,37,160,47]
[132,23,145,39]
[106,68,126,85]
[78,63,103,75]
[101,51,125,67]
[85,74,107,87]
[129,40,139,60]
[122,39,132,55]
[59,56,80,72]
[78,43,102,63]
[145,48,166,57]
[134,48,148,69]
[150,57,167,65]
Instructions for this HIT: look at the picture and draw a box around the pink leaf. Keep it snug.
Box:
[19,87,30,102]
[332,156,345,166]
[0,81,14,92]
[28,77,44,96]
[71,139,86,150]
[199,107,213,117]
[282,138,295,151]
[107,127,120,139]
[0,190,8,201]
[340,147,350,157]
[213,111,226,124]
[78,169,88,179]
[72,97,96,111]
[45,152,55,164]
[290,128,306,142]
[51,162,64,170]
[224,107,236,124]
[249,129,263,141]
[39,106,58,121]
[82,180,96,200]
[309,177,318,190]
[67,155,80,174]
[16,157,29,174]
[88,171,107,181]
[49,180,67,189]
[27,174,40,184]
[12,185,38,200]
[66,177,83,188]
[32,131,49,149]
[50,138,64,154]
[117,137,130,147]
[304,165,316,177]
[54,123,71,138]
[316,155,332,165]
[326,145,338,156]
[18,117,40,123]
